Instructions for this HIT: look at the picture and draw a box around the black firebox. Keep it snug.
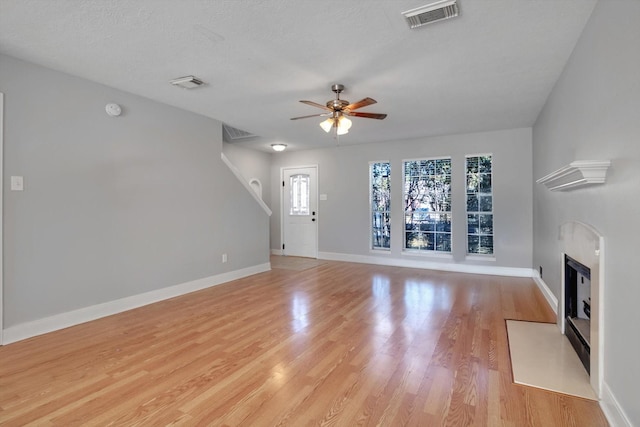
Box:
[564,255,591,374]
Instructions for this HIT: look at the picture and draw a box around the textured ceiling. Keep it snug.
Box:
[0,0,597,151]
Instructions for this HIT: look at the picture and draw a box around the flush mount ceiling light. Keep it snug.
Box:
[291,84,386,137]
[169,75,205,89]
[271,144,287,152]
[402,0,459,29]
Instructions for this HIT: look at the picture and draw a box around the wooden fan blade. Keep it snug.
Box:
[345,97,376,111]
[345,111,387,120]
[299,100,332,111]
[290,113,331,120]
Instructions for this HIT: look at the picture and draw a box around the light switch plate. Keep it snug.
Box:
[320,194,328,201]
[11,176,24,191]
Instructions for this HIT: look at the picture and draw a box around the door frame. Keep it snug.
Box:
[280,165,318,258]
[1,93,4,345]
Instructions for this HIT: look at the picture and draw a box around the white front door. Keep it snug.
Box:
[282,166,318,258]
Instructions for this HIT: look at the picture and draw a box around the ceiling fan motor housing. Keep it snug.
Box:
[328,99,349,110]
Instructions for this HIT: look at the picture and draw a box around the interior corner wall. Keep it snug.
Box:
[0,54,269,328]
[270,127,532,269]
[222,142,272,209]
[531,0,640,423]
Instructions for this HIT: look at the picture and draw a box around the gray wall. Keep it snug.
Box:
[532,0,640,423]
[1,54,269,327]
[271,128,532,268]
[222,142,272,209]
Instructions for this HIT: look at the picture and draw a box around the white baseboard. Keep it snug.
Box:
[317,251,534,278]
[2,263,271,345]
[271,249,283,256]
[532,271,559,315]
[600,382,633,427]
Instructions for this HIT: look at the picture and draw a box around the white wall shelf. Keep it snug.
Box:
[537,160,611,191]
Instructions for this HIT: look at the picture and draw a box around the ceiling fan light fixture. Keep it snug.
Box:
[319,118,334,133]
[338,116,352,131]
[293,84,386,137]
[320,114,351,135]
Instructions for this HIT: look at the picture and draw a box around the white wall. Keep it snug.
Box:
[222,142,272,208]
[532,0,640,424]
[271,128,532,270]
[1,54,270,329]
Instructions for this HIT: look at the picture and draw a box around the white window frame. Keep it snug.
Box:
[402,156,452,254]
[465,153,494,257]
[369,161,391,252]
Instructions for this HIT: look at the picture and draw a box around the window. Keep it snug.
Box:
[466,155,493,255]
[370,162,391,250]
[403,158,452,253]
[289,174,310,215]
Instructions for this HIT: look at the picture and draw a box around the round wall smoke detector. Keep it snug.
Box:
[105,103,122,117]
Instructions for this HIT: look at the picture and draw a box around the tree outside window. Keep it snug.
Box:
[371,162,391,250]
[466,155,493,255]
[403,158,452,253]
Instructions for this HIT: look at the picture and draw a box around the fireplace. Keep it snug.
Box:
[564,255,591,374]
[559,221,604,398]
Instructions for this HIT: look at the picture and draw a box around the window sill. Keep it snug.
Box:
[465,254,496,262]
[370,248,392,255]
[401,250,453,260]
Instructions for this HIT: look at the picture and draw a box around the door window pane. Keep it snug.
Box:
[290,174,310,215]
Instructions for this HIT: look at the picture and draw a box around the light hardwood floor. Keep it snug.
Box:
[0,259,608,426]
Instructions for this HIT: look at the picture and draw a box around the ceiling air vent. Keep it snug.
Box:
[223,124,257,142]
[170,75,205,89]
[402,0,459,29]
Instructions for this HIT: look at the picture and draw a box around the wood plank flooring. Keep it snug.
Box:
[0,259,608,426]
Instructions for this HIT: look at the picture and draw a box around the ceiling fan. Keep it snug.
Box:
[290,84,387,136]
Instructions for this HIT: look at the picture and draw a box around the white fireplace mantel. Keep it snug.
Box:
[537,160,611,191]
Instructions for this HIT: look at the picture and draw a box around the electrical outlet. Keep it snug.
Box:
[222,253,227,263]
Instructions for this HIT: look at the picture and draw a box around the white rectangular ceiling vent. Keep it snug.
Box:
[402,0,459,29]
[223,124,257,142]
[170,75,205,89]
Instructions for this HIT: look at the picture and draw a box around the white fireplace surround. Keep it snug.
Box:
[559,221,604,398]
